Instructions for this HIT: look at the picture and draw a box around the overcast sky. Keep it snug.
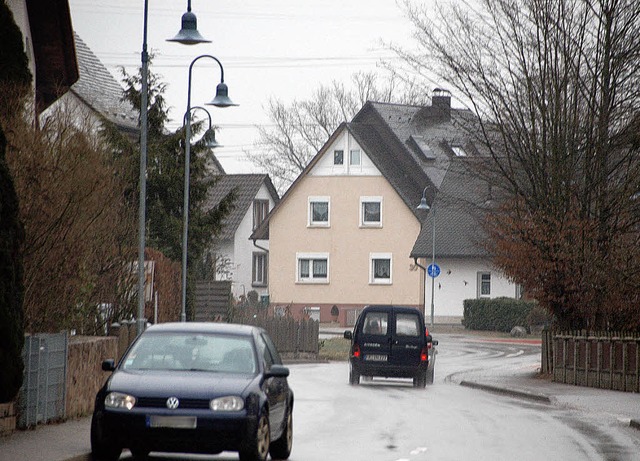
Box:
[68,0,421,173]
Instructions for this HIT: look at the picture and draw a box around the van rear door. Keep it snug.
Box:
[389,311,424,367]
[358,310,391,364]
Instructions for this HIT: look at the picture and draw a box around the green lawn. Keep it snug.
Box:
[318,336,351,361]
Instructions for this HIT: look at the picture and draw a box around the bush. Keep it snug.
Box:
[462,297,538,332]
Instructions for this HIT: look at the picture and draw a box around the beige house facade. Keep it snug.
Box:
[263,128,424,325]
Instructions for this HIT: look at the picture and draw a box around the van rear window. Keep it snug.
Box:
[395,314,420,336]
[362,313,388,335]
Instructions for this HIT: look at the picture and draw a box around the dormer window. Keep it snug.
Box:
[451,145,467,157]
[349,149,361,165]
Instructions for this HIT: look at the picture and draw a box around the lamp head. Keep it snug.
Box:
[207,82,238,107]
[417,196,430,210]
[167,11,211,45]
[201,127,222,148]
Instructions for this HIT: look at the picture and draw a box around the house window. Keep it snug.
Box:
[334,150,344,165]
[297,253,329,283]
[253,199,269,230]
[252,253,268,286]
[360,196,382,227]
[478,272,491,297]
[349,149,361,165]
[370,253,392,284]
[308,197,330,227]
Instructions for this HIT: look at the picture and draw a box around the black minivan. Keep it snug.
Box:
[344,305,438,387]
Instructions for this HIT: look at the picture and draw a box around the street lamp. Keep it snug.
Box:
[180,54,237,323]
[417,186,436,327]
[137,1,209,336]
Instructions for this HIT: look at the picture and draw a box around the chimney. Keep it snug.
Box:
[432,88,451,118]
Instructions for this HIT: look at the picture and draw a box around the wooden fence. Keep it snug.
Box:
[236,317,319,356]
[542,330,640,392]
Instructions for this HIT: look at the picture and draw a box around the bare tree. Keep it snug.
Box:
[5,99,138,333]
[247,70,429,193]
[397,0,640,329]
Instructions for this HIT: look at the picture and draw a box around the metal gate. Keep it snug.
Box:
[18,333,68,428]
[346,309,363,327]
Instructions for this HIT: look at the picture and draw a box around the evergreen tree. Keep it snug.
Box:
[114,63,235,318]
[0,0,28,402]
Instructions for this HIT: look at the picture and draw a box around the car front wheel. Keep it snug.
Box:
[269,405,293,459]
[240,413,270,461]
[90,413,122,461]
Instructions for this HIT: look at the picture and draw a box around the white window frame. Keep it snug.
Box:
[349,149,361,165]
[478,272,491,297]
[252,252,268,287]
[360,196,383,228]
[370,253,392,284]
[308,196,330,227]
[252,199,269,230]
[296,253,329,284]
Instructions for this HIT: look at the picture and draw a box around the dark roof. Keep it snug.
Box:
[252,96,489,250]
[205,174,279,241]
[410,159,491,258]
[71,33,138,134]
[26,0,79,113]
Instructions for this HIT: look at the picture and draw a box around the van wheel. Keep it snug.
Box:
[349,366,360,385]
[413,372,427,388]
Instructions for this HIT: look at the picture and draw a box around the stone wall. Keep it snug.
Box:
[0,402,16,436]
[65,336,117,418]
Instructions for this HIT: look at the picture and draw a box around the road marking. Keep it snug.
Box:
[506,350,525,358]
[410,447,427,454]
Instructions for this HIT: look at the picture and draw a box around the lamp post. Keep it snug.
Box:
[180,55,237,323]
[137,1,209,336]
[417,187,436,327]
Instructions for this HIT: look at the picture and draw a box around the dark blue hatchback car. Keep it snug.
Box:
[344,305,437,387]
[91,322,293,461]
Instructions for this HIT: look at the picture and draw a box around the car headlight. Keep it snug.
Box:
[104,392,136,410]
[210,396,244,411]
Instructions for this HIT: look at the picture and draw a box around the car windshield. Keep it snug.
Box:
[121,332,257,374]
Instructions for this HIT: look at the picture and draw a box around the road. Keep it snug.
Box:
[122,333,640,461]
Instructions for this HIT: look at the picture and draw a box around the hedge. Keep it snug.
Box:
[463,297,538,332]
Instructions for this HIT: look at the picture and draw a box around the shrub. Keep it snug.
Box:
[463,297,538,332]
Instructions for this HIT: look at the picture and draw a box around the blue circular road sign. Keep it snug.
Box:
[427,263,440,278]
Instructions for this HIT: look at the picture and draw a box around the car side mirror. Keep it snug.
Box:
[265,364,290,379]
[432,340,439,346]
[102,359,116,372]
[344,331,353,340]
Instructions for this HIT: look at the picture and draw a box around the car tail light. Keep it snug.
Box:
[420,347,428,362]
[352,344,361,359]
[425,328,433,349]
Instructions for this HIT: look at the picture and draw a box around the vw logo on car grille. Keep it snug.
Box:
[166,397,180,410]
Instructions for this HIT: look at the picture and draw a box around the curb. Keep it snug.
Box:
[459,380,552,404]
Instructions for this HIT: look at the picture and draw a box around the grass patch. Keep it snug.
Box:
[319,336,350,361]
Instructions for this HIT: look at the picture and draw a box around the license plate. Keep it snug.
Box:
[147,416,197,429]
[365,354,387,362]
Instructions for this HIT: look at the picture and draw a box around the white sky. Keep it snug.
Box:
[68,0,421,173]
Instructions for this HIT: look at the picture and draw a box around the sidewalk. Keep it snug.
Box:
[2,332,639,461]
